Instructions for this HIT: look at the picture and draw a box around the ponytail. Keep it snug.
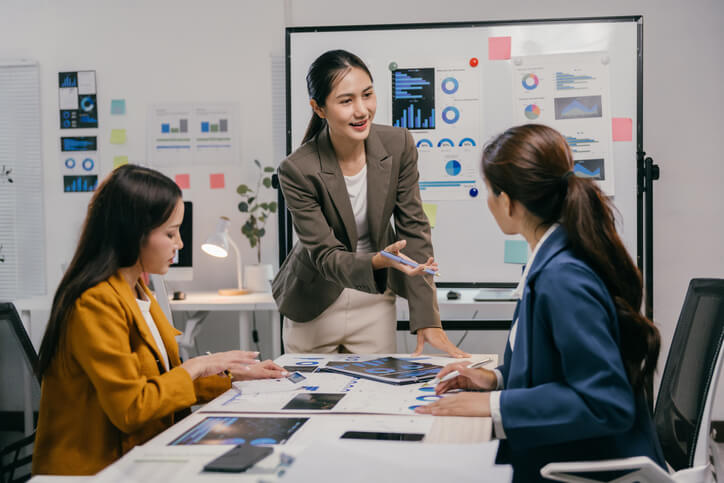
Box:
[563,175,660,392]
[302,112,326,145]
[482,124,660,394]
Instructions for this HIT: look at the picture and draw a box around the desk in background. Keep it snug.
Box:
[169,291,281,360]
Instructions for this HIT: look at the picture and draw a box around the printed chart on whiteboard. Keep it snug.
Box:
[512,52,615,195]
[390,61,483,201]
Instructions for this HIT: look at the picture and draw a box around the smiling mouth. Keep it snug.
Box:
[350,119,368,129]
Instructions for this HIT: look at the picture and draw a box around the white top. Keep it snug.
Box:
[136,297,170,372]
[490,223,559,439]
[343,164,373,253]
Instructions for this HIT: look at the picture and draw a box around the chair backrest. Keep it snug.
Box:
[653,279,724,471]
[148,274,175,328]
[0,302,41,483]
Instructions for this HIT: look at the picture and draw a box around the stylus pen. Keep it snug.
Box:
[427,358,492,386]
[380,250,439,276]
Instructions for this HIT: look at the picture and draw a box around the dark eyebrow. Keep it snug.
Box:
[335,85,374,99]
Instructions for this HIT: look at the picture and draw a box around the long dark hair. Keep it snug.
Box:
[481,124,660,393]
[302,49,373,144]
[37,164,182,378]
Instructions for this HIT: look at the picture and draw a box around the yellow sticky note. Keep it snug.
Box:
[110,129,127,144]
[422,203,437,228]
[113,156,128,168]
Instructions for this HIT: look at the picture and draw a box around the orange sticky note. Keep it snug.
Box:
[612,118,633,142]
[175,174,190,189]
[488,36,511,60]
[210,173,225,189]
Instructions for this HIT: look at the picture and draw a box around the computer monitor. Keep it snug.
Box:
[166,201,193,281]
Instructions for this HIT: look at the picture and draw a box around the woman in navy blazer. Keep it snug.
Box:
[417,125,665,482]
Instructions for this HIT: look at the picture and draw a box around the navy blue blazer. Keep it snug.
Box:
[494,226,665,482]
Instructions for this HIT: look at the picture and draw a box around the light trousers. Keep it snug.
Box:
[283,288,397,354]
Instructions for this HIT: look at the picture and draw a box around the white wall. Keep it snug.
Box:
[1,0,723,415]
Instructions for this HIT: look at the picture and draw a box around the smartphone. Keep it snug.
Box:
[340,431,425,441]
[203,444,273,472]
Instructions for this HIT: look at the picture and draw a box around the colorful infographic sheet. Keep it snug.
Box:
[512,52,615,195]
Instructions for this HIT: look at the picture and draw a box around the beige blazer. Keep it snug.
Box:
[272,124,440,332]
[33,272,230,475]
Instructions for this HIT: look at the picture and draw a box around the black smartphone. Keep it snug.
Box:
[340,431,425,441]
[203,444,273,473]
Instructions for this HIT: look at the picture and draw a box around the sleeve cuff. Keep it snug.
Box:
[489,390,507,440]
[493,369,504,390]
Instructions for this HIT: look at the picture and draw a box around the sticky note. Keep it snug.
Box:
[422,203,438,228]
[488,36,512,60]
[612,118,632,141]
[209,173,225,189]
[110,129,127,144]
[113,155,128,168]
[175,174,190,189]
[504,239,528,264]
[110,99,126,115]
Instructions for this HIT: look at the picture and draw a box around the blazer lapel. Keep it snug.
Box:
[108,272,169,372]
[317,127,359,250]
[139,280,183,368]
[364,125,391,249]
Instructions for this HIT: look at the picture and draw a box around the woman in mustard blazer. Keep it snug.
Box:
[274,50,467,358]
[33,165,286,475]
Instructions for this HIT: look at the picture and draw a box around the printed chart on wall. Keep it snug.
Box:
[147,103,239,166]
[390,60,483,201]
[58,71,98,129]
[60,136,99,193]
[512,52,615,195]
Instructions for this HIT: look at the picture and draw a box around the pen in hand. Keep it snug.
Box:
[427,358,492,386]
[380,250,439,276]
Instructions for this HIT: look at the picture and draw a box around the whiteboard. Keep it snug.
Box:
[286,18,641,284]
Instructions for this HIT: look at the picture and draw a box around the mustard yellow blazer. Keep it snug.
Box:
[32,272,230,475]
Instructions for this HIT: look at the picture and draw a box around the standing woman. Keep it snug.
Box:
[416,125,664,481]
[33,165,286,475]
[274,50,466,357]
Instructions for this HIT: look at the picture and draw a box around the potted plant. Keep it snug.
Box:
[237,159,277,292]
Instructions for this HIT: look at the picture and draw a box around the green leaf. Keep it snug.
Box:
[251,205,260,212]
[262,177,271,188]
[248,196,255,205]
[249,237,258,248]
[254,159,261,168]
[263,166,274,172]
[237,184,250,195]
[269,202,277,213]
[260,202,268,210]
[238,201,248,212]
[258,228,265,238]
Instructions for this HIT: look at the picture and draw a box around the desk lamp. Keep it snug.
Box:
[201,216,248,296]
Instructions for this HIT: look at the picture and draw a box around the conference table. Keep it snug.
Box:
[79,353,511,483]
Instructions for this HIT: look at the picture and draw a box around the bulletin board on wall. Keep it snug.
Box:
[282,17,645,286]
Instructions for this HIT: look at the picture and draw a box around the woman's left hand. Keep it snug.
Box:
[230,359,288,381]
[412,327,470,358]
[414,392,491,417]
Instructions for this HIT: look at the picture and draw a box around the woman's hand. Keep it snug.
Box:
[414,392,491,417]
[231,359,288,381]
[433,363,498,394]
[412,327,470,358]
[181,350,266,380]
[371,240,438,277]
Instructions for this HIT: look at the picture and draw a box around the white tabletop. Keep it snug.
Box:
[168,291,276,311]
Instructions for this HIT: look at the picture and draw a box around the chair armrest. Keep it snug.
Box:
[540,456,672,482]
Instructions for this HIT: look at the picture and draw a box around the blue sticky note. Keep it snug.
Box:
[504,239,528,264]
[110,99,126,115]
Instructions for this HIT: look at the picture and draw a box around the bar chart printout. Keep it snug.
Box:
[392,68,435,130]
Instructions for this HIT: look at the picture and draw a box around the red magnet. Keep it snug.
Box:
[469,57,479,67]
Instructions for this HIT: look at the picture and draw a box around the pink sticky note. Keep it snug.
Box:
[175,174,190,190]
[209,173,225,189]
[612,118,633,142]
[488,36,512,60]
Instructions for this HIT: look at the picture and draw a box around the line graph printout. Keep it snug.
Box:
[512,52,614,195]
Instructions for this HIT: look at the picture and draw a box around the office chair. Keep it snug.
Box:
[541,279,724,483]
[0,302,41,483]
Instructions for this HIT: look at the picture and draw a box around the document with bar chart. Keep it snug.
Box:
[391,61,483,201]
[147,102,239,166]
[512,52,614,195]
